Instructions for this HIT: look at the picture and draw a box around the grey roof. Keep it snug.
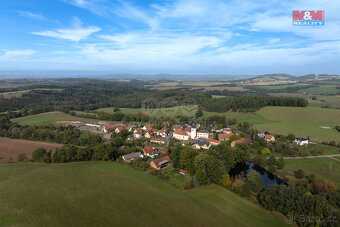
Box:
[122,152,142,160]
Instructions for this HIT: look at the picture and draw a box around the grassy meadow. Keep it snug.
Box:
[284,158,340,188]
[203,106,340,142]
[0,162,288,227]
[11,111,100,125]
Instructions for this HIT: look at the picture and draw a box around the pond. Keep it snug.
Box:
[229,161,289,188]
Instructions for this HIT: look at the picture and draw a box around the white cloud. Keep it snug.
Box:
[32,18,100,41]
[1,50,36,58]
[17,11,46,20]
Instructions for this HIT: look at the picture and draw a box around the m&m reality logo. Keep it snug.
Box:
[292,10,324,26]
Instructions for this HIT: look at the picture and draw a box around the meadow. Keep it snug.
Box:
[12,111,100,125]
[0,162,289,227]
[298,86,339,95]
[284,158,340,188]
[203,106,340,142]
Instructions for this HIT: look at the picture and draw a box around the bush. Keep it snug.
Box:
[17,153,27,162]
[32,148,47,162]
[220,173,232,188]
[231,178,245,194]
[307,179,336,194]
[261,148,271,155]
[294,169,304,179]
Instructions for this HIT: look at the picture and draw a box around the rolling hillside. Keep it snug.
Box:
[0,162,288,227]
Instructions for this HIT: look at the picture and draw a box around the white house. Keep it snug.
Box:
[222,128,232,134]
[293,138,309,146]
[173,129,189,141]
[258,131,270,138]
[196,130,209,139]
[265,135,275,142]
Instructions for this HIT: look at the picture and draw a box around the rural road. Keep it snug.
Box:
[281,154,340,160]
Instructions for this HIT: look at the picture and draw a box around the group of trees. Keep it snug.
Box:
[200,95,308,112]
[169,142,249,187]
[31,130,134,163]
[258,185,339,226]
[0,116,102,146]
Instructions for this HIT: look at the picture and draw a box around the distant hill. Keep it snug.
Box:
[244,74,340,83]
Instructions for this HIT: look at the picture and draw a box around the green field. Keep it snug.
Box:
[298,86,339,95]
[203,106,340,142]
[305,144,340,155]
[0,162,288,226]
[12,111,101,125]
[97,105,198,118]
[253,84,304,90]
[284,158,340,188]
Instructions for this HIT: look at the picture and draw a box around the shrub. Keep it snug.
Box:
[294,169,304,179]
[17,153,27,162]
[32,148,47,162]
[220,173,232,187]
[261,148,271,155]
[307,179,336,194]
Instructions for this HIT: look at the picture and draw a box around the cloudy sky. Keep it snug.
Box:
[0,0,339,75]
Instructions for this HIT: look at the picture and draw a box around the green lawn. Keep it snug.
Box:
[284,158,340,188]
[203,106,340,142]
[305,144,340,155]
[0,162,288,227]
[97,105,198,118]
[11,111,100,125]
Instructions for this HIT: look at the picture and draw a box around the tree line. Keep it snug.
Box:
[200,95,308,112]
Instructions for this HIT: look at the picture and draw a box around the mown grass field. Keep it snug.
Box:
[97,105,198,118]
[203,106,340,142]
[11,111,100,125]
[284,158,340,188]
[0,162,288,227]
[305,144,340,155]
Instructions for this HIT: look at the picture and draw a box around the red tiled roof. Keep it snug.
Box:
[174,129,187,136]
[143,146,154,154]
[206,138,220,143]
[151,156,171,169]
[218,133,234,139]
[265,135,274,140]
[179,169,187,174]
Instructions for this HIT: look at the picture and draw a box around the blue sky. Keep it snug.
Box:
[0,0,339,75]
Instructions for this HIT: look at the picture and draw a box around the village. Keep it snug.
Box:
[64,120,310,173]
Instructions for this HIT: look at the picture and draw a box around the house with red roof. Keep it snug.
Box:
[206,138,220,146]
[218,133,234,141]
[223,128,232,134]
[142,146,159,158]
[150,137,166,144]
[150,156,171,170]
[173,129,189,141]
[265,134,275,142]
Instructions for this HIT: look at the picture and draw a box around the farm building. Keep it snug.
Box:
[122,152,142,163]
[150,156,172,170]
[293,138,309,146]
[173,129,189,141]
